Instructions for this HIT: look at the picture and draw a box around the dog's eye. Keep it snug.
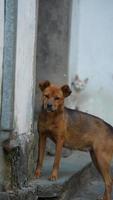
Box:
[44,94,49,98]
[54,96,60,100]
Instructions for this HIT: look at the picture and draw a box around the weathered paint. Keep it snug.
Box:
[0,0,4,191]
[14,0,38,138]
[0,0,4,112]
[12,0,38,188]
[1,0,17,131]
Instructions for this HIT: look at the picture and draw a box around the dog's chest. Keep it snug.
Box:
[45,120,59,131]
[39,117,62,132]
[39,120,61,142]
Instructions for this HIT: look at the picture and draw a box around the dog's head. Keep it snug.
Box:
[39,80,72,112]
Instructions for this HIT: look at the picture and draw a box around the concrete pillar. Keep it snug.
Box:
[1,0,17,132]
[0,144,5,191]
[35,0,72,156]
[36,0,72,113]
[13,0,38,187]
[68,0,79,84]
[0,0,4,111]
[14,0,38,135]
[0,0,4,123]
[0,0,17,191]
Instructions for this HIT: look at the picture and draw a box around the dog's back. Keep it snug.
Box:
[64,107,113,151]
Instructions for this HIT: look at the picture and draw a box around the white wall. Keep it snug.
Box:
[68,0,79,84]
[0,0,4,111]
[14,0,38,136]
[69,0,113,125]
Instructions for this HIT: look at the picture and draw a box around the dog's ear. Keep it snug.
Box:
[39,80,50,91]
[61,85,72,97]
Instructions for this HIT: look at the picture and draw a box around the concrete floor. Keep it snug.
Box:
[34,151,91,198]
[70,162,113,200]
[6,157,113,200]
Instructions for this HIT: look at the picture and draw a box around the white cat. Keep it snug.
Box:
[71,75,88,92]
[66,75,88,110]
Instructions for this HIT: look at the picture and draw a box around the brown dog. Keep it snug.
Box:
[35,80,113,200]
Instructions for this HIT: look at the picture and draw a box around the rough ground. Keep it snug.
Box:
[61,162,113,200]
[34,151,91,198]
[3,151,113,200]
[36,152,113,200]
[0,151,91,200]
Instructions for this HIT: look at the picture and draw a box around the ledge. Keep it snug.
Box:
[31,151,91,198]
[1,151,91,200]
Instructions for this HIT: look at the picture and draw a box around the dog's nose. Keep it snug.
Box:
[47,102,52,108]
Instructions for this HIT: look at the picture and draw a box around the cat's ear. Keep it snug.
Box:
[84,78,88,84]
[75,75,79,80]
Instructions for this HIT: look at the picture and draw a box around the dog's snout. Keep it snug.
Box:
[47,102,52,108]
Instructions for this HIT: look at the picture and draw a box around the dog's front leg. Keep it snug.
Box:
[48,138,64,181]
[35,133,46,178]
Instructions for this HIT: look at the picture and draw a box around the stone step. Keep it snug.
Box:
[1,151,91,200]
[32,151,91,198]
[60,161,113,200]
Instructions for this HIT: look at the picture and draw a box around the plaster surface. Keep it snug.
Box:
[0,0,4,110]
[35,0,72,114]
[14,0,37,136]
[69,0,113,126]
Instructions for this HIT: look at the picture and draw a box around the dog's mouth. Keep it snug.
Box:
[46,107,56,112]
[43,105,57,112]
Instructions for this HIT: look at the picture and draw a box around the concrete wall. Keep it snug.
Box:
[12,0,38,188]
[0,0,4,191]
[12,0,38,187]
[14,0,37,137]
[68,0,78,84]
[0,0,4,111]
[35,0,72,114]
[35,0,72,157]
[0,0,72,191]
[69,0,113,125]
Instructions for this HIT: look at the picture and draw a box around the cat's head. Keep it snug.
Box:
[71,75,88,92]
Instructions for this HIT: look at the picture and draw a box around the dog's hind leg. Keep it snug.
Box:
[90,150,101,174]
[91,150,112,200]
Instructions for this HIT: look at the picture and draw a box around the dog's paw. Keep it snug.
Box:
[35,168,41,178]
[48,175,58,181]
[48,171,58,181]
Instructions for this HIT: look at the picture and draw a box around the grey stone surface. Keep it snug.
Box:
[1,0,17,131]
[0,0,17,189]
[0,192,10,200]
[33,151,91,198]
[0,0,4,112]
[0,131,37,192]
[8,186,38,200]
[0,184,38,200]
[10,146,28,189]
[0,145,5,192]
[60,161,113,200]
[10,133,36,189]
[0,133,38,198]
[1,151,104,200]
